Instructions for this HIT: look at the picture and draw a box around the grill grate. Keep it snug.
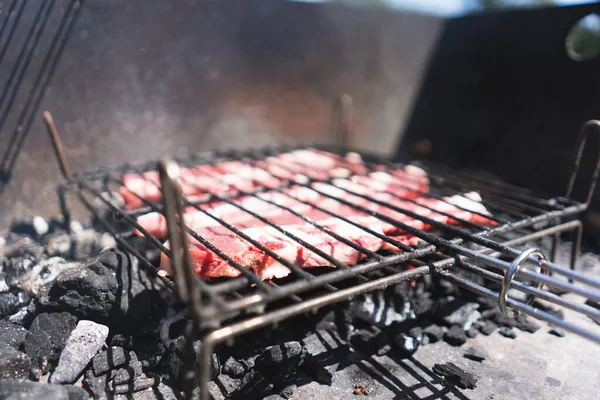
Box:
[61,143,594,317]
[50,118,600,400]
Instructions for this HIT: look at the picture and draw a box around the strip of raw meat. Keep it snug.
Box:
[160,217,386,280]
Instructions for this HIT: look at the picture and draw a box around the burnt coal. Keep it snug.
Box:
[109,353,143,385]
[92,346,130,376]
[224,357,246,378]
[0,291,27,319]
[466,327,479,338]
[2,234,44,261]
[444,325,467,346]
[301,359,333,385]
[111,375,159,394]
[423,325,445,343]
[0,379,89,400]
[491,312,518,329]
[433,362,477,389]
[441,301,481,330]
[515,315,541,333]
[408,326,423,340]
[44,232,72,258]
[35,250,168,330]
[109,333,134,349]
[135,336,165,369]
[256,342,306,367]
[463,345,487,362]
[393,333,420,357]
[3,257,35,287]
[83,369,108,399]
[478,320,498,336]
[217,374,242,396]
[24,312,77,379]
[549,327,566,337]
[50,320,109,384]
[0,321,28,348]
[0,342,31,379]
[498,327,517,339]
[233,370,275,400]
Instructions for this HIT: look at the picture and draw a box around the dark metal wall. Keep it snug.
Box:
[0,0,442,229]
[397,3,600,208]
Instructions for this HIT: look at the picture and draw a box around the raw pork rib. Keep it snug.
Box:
[121,149,496,280]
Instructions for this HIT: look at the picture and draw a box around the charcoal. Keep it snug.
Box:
[167,337,220,381]
[35,250,168,330]
[24,312,77,379]
[549,327,566,337]
[352,292,412,327]
[109,334,134,348]
[301,359,333,385]
[7,306,32,326]
[217,374,242,396]
[0,379,89,400]
[233,370,275,399]
[463,346,487,362]
[423,325,445,343]
[466,327,479,338]
[71,228,102,260]
[111,375,159,394]
[393,333,419,357]
[280,383,296,399]
[124,382,178,399]
[110,357,143,385]
[478,320,497,336]
[408,326,423,340]
[492,312,518,329]
[444,325,467,346]
[135,337,165,369]
[433,362,477,389]
[10,216,49,239]
[92,346,129,376]
[412,292,434,315]
[0,291,27,319]
[224,357,246,378]
[585,299,600,325]
[45,232,72,258]
[0,320,28,348]
[375,332,392,356]
[21,258,81,297]
[2,234,44,260]
[515,315,541,333]
[83,368,109,399]
[0,342,31,379]
[3,257,35,287]
[256,341,306,367]
[498,327,517,339]
[442,302,481,330]
[51,320,110,384]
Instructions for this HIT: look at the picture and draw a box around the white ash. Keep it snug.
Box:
[32,217,49,237]
[19,258,81,297]
[351,292,415,327]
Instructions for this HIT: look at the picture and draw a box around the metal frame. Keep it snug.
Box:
[44,113,600,399]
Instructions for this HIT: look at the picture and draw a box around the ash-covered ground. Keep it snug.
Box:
[1,215,599,399]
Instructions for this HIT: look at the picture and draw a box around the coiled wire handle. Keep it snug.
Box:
[499,248,549,318]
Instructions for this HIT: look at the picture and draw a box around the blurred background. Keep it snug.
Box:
[0,0,599,229]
